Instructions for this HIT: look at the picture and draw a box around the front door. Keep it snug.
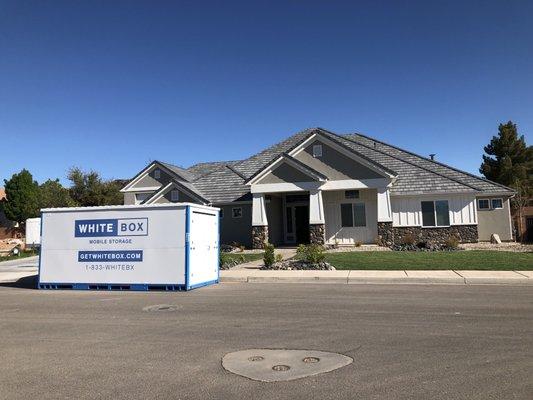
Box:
[284,204,310,244]
[294,205,310,244]
[526,217,533,243]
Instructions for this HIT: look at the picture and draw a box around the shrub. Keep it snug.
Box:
[296,244,325,264]
[275,253,283,263]
[402,234,415,246]
[263,243,275,267]
[354,241,362,247]
[444,235,460,249]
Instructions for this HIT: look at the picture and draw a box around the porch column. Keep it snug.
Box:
[251,193,269,249]
[376,187,394,246]
[309,189,325,245]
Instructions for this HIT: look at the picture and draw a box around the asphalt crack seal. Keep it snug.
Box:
[222,349,353,382]
[142,304,180,312]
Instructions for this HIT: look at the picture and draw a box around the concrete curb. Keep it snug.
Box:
[221,270,533,285]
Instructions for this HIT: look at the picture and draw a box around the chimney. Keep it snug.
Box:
[429,154,436,160]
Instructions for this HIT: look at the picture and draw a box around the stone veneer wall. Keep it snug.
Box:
[377,222,478,246]
[309,224,325,245]
[252,226,269,249]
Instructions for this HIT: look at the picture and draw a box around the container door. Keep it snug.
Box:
[187,208,219,288]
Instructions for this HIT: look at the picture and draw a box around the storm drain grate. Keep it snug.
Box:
[222,349,353,382]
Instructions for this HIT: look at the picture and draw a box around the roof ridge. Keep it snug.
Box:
[314,127,398,177]
[331,132,480,191]
[350,132,515,192]
[231,127,318,170]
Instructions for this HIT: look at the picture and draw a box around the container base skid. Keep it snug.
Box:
[39,283,187,291]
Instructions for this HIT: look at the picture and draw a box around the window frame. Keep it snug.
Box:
[478,199,490,210]
[345,190,360,199]
[134,192,151,205]
[170,189,179,202]
[421,200,450,228]
[312,144,323,158]
[232,207,243,219]
[491,198,503,209]
[340,202,367,228]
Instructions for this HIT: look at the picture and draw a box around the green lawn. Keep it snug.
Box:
[325,250,533,270]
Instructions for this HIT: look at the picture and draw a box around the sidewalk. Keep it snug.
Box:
[221,269,533,285]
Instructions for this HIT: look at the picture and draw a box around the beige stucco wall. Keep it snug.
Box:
[295,140,383,180]
[218,204,252,247]
[123,192,136,205]
[132,168,172,188]
[477,197,513,241]
[258,163,316,184]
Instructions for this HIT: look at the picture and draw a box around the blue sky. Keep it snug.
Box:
[1,1,532,186]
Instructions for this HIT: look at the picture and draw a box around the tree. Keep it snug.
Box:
[480,121,533,241]
[479,121,532,187]
[39,179,75,209]
[2,169,40,226]
[67,167,123,206]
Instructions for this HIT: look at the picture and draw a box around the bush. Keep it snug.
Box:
[444,235,460,249]
[402,234,416,246]
[263,243,275,267]
[275,253,283,263]
[354,241,362,247]
[296,244,325,264]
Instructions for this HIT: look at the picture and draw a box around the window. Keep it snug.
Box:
[135,193,151,205]
[312,144,323,157]
[341,204,353,227]
[478,199,490,210]
[232,207,242,218]
[353,203,366,227]
[286,207,293,233]
[340,203,366,227]
[491,198,503,209]
[154,169,161,179]
[421,200,449,227]
[171,190,179,202]
[345,190,359,199]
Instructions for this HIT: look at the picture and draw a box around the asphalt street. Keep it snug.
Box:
[0,283,531,399]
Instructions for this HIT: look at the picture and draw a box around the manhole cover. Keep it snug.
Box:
[222,349,352,382]
[142,304,180,312]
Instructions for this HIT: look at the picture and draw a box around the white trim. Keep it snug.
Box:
[123,186,161,193]
[507,198,513,239]
[309,189,325,224]
[252,193,268,226]
[321,178,392,190]
[251,181,322,194]
[144,182,207,205]
[289,132,396,179]
[120,163,157,192]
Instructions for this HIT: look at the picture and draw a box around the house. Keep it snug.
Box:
[121,128,515,248]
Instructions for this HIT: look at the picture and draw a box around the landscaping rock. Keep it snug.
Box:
[490,234,502,244]
[261,260,336,271]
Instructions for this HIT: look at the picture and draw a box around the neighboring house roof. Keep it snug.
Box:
[124,127,515,204]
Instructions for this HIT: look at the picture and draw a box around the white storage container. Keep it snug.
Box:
[38,203,219,291]
[25,217,42,248]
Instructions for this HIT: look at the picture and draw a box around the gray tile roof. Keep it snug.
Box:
[133,127,514,204]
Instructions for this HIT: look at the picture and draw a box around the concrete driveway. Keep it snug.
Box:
[0,283,531,399]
